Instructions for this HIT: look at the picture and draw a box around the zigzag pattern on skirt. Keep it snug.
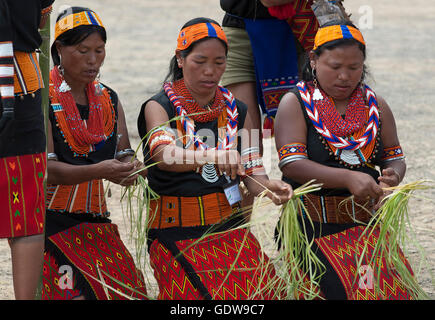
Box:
[314,225,413,300]
[150,228,278,300]
[42,222,147,300]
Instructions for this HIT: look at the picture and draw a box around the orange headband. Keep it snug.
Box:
[313,25,365,51]
[55,10,105,40]
[176,22,227,51]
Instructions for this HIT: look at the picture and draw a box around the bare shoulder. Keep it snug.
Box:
[276,91,304,120]
[373,93,395,121]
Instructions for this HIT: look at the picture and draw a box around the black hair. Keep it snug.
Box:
[51,6,107,66]
[164,17,228,83]
[301,20,368,82]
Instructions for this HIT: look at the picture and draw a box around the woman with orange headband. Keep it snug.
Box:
[137,17,292,300]
[42,7,147,300]
[274,20,413,299]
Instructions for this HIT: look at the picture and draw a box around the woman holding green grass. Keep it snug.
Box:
[42,7,147,300]
[274,20,414,299]
[138,17,292,300]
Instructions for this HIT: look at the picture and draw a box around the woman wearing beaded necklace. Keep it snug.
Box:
[274,20,412,299]
[42,7,147,300]
[138,17,292,300]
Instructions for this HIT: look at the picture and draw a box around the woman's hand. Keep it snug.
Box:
[98,159,139,186]
[265,179,293,205]
[374,167,400,210]
[378,167,400,189]
[131,159,148,179]
[212,149,245,180]
[345,170,384,203]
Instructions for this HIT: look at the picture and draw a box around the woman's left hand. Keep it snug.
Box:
[265,180,293,206]
[374,167,400,210]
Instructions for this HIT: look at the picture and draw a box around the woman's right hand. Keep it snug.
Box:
[345,170,384,203]
[98,159,139,186]
[212,149,245,180]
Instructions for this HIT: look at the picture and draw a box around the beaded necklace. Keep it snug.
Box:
[49,67,116,157]
[163,79,238,151]
[171,79,225,123]
[297,81,380,166]
[309,83,367,137]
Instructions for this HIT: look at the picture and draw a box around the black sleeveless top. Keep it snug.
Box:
[283,87,383,197]
[49,83,119,165]
[137,89,248,197]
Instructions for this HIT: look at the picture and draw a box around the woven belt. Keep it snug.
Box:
[13,51,44,95]
[148,193,240,230]
[300,193,374,224]
[46,180,109,217]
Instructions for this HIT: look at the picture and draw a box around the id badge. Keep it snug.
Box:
[222,175,242,206]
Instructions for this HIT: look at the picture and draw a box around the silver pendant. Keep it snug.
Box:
[201,163,219,183]
[59,80,71,93]
[340,149,361,165]
[312,88,324,101]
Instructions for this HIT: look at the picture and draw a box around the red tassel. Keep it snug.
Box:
[267,4,296,20]
[263,116,275,138]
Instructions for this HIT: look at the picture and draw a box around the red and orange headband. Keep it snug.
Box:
[313,25,365,51]
[176,22,227,51]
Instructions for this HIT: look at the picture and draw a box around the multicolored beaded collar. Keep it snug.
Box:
[297,81,380,166]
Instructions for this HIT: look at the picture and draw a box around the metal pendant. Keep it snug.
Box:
[312,88,324,101]
[340,149,361,165]
[59,80,71,93]
[201,163,219,183]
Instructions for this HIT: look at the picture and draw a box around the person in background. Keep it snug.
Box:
[219,0,318,215]
[0,0,54,300]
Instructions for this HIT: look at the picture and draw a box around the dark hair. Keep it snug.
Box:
[301,20,368,82]
[164,17,228,83]
[51,6,107,66]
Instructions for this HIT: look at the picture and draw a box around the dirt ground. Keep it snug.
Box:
[0,0,433,299]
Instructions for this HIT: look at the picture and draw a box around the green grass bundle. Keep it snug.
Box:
[273,180,325,300]
[356,180,434,300]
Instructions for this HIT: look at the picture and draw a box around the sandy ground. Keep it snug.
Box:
[1,0,434,299]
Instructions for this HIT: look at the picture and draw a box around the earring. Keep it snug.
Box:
[312,68,324,101]
[57,63,71,93]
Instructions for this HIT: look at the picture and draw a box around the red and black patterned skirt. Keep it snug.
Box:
[42,221,148,300]
[149,227,279,300]
[0,152,46,238]
[295,218,414,300]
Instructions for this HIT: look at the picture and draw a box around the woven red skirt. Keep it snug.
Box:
[299,224,414,300]
[42,222,148,300]
[150,228,278,300]
[0,152,46,238]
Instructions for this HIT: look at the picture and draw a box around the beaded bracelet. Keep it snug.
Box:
[278,143,308,169]
[241,147,266,177]
[381,145,405,163]
[148,127,176,157]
